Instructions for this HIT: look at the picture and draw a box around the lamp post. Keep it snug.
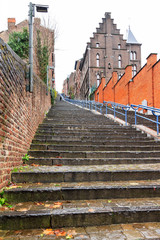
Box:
[28,2,49,92]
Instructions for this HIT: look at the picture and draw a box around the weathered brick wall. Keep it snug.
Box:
[0,38,51,189]
[95,53,160,109]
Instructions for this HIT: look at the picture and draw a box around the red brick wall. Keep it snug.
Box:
[95,53,160,108]
[0,38,51,189]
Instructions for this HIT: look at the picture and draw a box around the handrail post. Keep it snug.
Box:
[135,110,137,125]
[95,103,97,111]
[106,105,107,115]
[100,105,102,114]
[157,115,159,135]
[114,106,116,119]
[125,110,127,126]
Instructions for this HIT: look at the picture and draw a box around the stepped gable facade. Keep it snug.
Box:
[80,12,141,99]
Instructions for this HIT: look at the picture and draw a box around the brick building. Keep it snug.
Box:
[80,12,141,99]
[94,53,160,108]
[0,18,55,89]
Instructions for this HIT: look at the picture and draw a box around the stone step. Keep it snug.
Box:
[28,149,160,158]
[11,164,160,183]
[4,180,160,203]
[33,135,151,141]
[1,222,160,239]
[38,124,127,129]
[35,130,145,137]
[27,157,160,166]
[1,198,160,230]
[32,139,158,146]
[30,144,160,151]
[37,127,135,132]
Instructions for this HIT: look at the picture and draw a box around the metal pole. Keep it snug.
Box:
[29,2,34,92]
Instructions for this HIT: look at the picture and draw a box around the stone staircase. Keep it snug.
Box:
[1,100,160,238]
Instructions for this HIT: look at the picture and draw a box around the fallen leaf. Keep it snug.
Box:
[31,163,40,167]
[16,208,28,212]
[54,230,66,236]
[56,164,63,166]
[88,208,95,212]
[0,207,6,211]
[108,200,112,203]
[43,229,54,235]
[54,202,63,206]
[66,234,73,239]
[37,182,42,185]
[44,204,50,207]
[14,230,22,234]
[67,230,77,236]
[79,235,84,238]
[50,205,61,209]
[34,202,44,206]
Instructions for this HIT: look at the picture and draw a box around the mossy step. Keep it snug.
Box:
[1,198,160,230]
[30,144,160,151]
[4,179,160,203]
[28,149,160,158]
[27,157,160,166]
[11,163,160,183]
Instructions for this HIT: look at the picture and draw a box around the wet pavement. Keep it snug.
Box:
[1,222,160,239]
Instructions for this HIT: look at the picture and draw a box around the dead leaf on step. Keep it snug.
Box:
[88,208,95,212]
[43,229,55,235]
[56,164,63,166]
[54,202,63,206]
[67,230,77,236]
[16,208,28,212]
[54,229,66,236]
[0,207,6,211]
[31,163,40,167]
[34,202,44,206]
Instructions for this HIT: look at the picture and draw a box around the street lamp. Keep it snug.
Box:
[28,2,49,92]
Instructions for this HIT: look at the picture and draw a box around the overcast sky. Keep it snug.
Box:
[1,0,160,92]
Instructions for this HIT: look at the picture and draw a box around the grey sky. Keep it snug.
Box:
[0,0,160,91]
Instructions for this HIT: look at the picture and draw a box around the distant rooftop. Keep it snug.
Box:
[126,26,139,44]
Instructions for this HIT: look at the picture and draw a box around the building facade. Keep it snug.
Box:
[0,18,55,89]
[80,12,141,99]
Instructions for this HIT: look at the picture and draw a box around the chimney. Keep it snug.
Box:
[8,18,16,31]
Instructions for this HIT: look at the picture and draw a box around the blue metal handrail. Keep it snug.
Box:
[104,101,130,126]
[64,98,103,114]
[131,104,160,135]
[63,96,160,135]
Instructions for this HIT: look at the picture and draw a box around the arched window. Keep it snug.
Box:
[118,55,122,68]
[97,74,100,87]
[118,44,121,49]
[133,51,137,60]
[130,51,133,60]
[96,43,99,48]
[96,54,100,67]
[132,64,137,77]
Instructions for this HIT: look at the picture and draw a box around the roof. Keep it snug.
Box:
[126,26,139,44]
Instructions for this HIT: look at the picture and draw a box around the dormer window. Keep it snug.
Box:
[96,43,99,48]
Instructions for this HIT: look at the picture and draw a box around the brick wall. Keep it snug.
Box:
[0,38,51,189]
[95,53,160,109]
